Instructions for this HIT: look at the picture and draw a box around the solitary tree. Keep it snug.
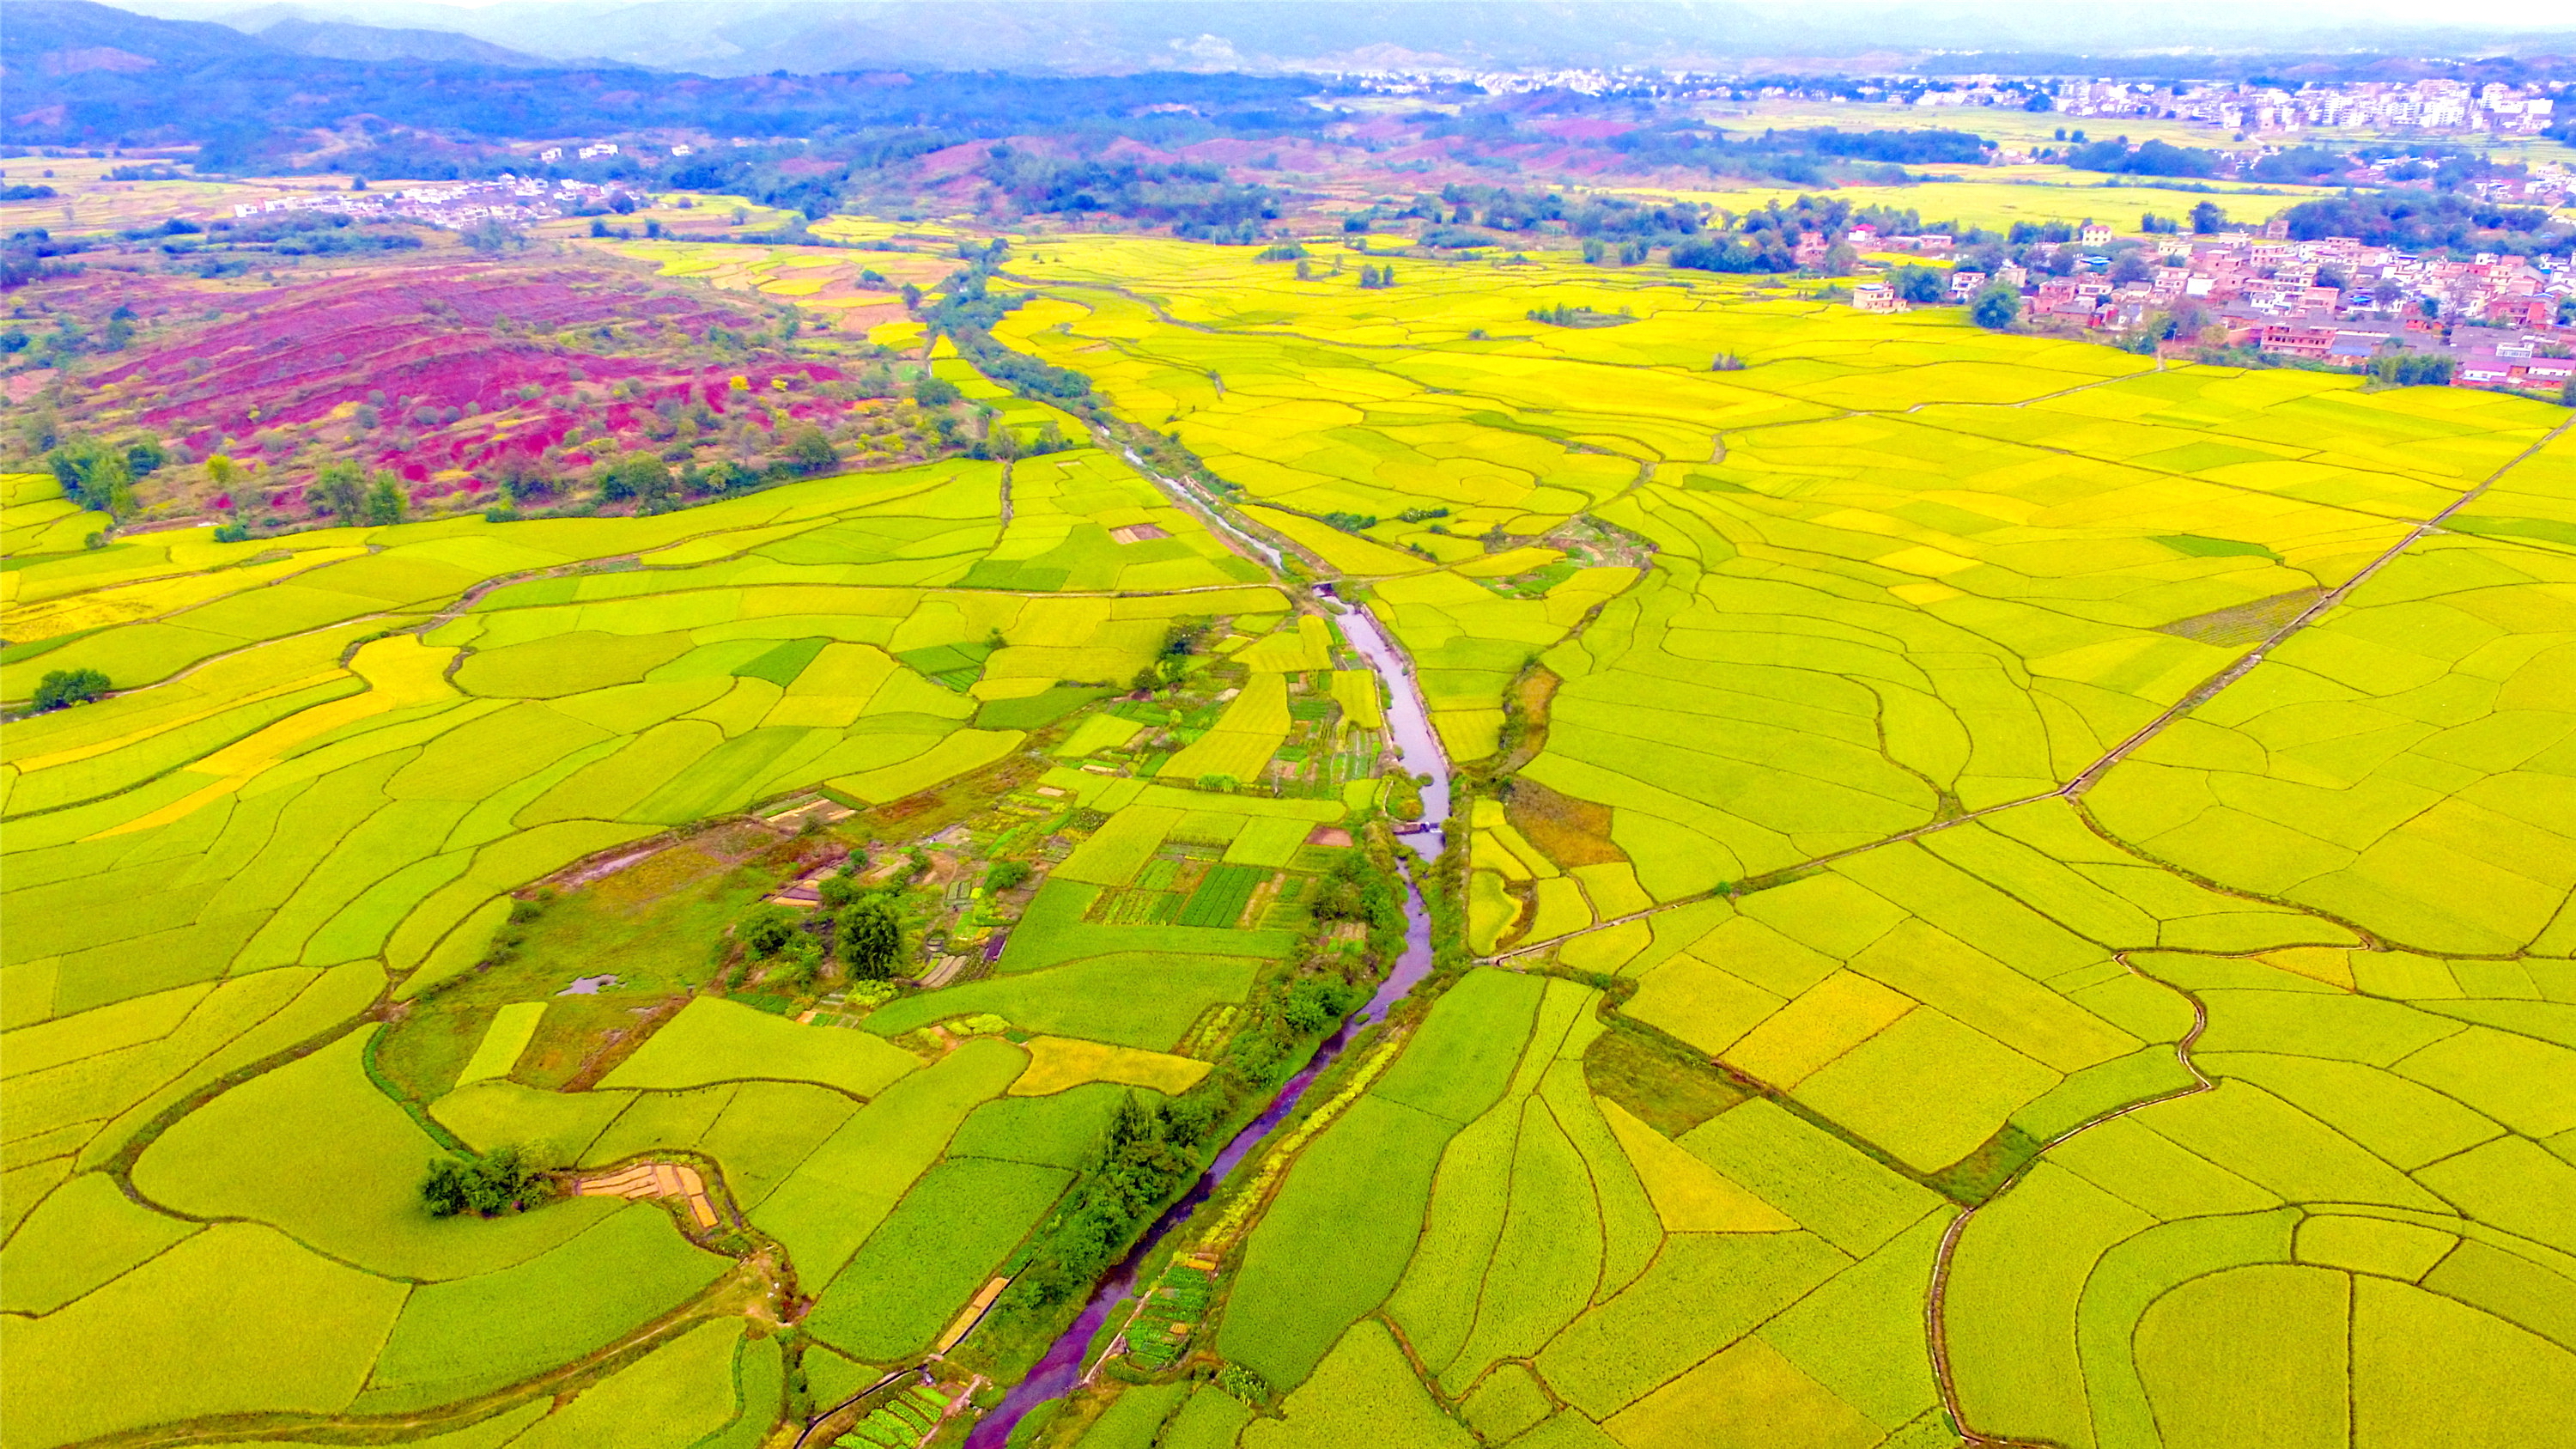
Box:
[1889,265,1947,304]
[839,895,905,980]
[2189,200,2227,235]
[363,472,407,527]
[1970,283,2022,332]
[490,454,551,503]
[783,425,836,473]
[314,460,367,520]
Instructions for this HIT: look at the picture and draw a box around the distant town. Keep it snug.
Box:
[1343,70,2567,140]
[230,176,668,228]
[1855,223,2574,396]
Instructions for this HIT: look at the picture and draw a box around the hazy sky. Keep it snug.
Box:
[304,0,2576,19]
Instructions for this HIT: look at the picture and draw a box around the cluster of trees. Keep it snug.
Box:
[1604,124,1986,185]
[2247,147,2350,184]
[1525,302,1630,327]
[917,247,1024,335]
[604,429,835,508]
[1795,127,1993,164]
[1305,849,1403,954]
[312,460,410,525]
[1355,264,1399,289]
[734,855,921,989]
[1666,235,1774,274]
[2061,137,2222,179]
[1649,197,1834,273]
[29,668,111,712]
[2135,202,2234,237]
[2352,143,2537,190]
[1129,617,1210,692]
[1422,183,1568,234]
[978,149,1279,234]
[1564,198,1710,240]
[2370,353,2456,387]
[2282,192,2569,254]
[1414,225,1494,250]
[421,1144,542,1217]
[471,421,841,521]
[1580,238,1653,265]
[1007,1090,1214,1307]
[1666,195,1864,275]
[951,328,1093,405]
[43,434,161,520]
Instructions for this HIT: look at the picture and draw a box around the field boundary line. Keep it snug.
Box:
[2063,408,2576,795]
[1920,952,2215,1449]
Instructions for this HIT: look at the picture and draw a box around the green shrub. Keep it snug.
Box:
[422,1144,541,1218]
[1216,1360,1269,1404]
[739,904,801,959]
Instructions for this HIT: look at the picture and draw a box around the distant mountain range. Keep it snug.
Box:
[89,0,2576,77]
[250,16,564,66]
[3,0,568,76]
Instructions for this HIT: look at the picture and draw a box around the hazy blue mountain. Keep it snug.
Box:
[105,0,2576,76]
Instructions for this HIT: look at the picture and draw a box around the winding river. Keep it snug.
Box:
[957,497,1452,1448]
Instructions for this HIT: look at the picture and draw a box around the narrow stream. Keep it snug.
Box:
[959,581,1451,1449]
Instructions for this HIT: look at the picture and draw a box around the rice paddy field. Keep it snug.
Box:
[6,222,2573,1449]
[971,238,2574,1448]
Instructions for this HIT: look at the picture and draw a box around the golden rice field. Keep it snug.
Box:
[3,228,2572,1449]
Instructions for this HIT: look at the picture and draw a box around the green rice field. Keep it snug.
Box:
[8,222,2573,1449]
